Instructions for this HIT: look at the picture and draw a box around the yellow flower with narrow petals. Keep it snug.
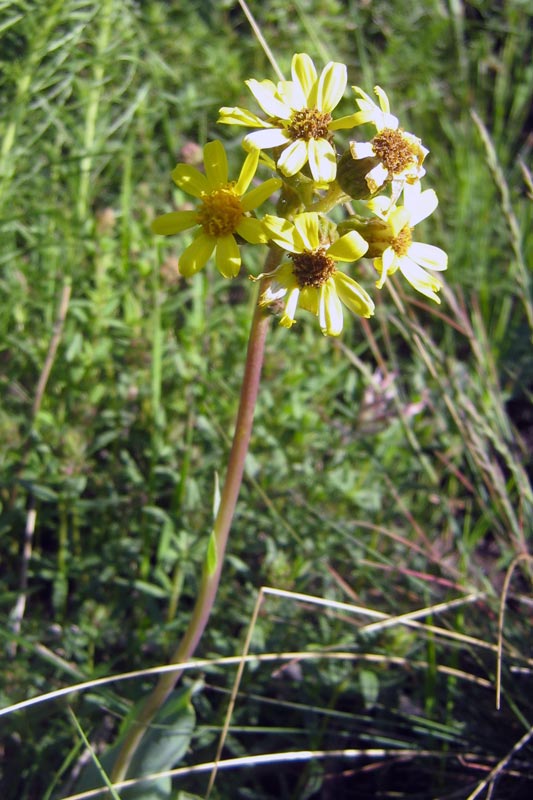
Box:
[257,212,373,336]
[152,140,281,278]
[365,182,448,303]
[350,85,428,196]
[218,54,360,184]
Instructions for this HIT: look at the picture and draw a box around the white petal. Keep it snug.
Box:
[319,282,343,336]
[244,128,289,150]
[246,79,291,119]
[307,138,337,183]
[277,139,309,177]
[408,242,448,271]
[315,62,346,113]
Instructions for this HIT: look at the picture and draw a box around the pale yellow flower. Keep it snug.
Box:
[366,182,447,303]
[257,212,373,336]
[350,85,428,196]
[152,140,281,278]
[219,53,359,184]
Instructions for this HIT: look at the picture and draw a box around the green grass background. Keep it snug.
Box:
[1,1,532,798]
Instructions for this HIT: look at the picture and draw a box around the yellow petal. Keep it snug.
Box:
[179,233,215,277]
[293,212,320,251]
[218,106,268,128]
[334,271,375,318]
[234,148,259,196]
[241,178,282,211]
[215,234,241,278]
[151,210,197,235]
[263,214,300,253]
[328,230,368,262]
[203,140,228,188]
[236,217,268,244]
[171,165,208,197]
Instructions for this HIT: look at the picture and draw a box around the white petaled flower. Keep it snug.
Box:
[366,182,448,303]
[350,85,428,196]
[219,53,360,184]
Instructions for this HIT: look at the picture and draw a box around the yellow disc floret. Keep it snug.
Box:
[196,186,244,237]
[391,225,413,258]
[287,109,333,142]
[371,128,419,175]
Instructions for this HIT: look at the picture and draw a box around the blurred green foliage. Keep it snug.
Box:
[1,1,532,798]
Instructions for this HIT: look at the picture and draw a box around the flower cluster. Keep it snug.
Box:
[152,54,447,336]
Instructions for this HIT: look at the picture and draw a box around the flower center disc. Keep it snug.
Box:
[197,187,243,237]
[291,248,336,288]
[391,225,413,257]
[372,128,418,175]
[287,108,333,141]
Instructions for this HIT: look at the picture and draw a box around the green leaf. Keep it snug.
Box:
[72,685,198,799]
[359,669,380,710]
[206,529,218,576]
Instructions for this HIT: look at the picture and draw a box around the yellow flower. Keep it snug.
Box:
[350,85,428,196]
[257,212,373,336]
[366,182,448,303]
[218,53,359,184]
[152,140,281,278]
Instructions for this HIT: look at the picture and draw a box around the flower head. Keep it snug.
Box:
[365,182,447,302]
[349,86,428,196]
[257,212,373,336]
[218,54,359,184]
[152,140,281,278]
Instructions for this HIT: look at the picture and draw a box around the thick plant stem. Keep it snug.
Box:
[111,255,278,784]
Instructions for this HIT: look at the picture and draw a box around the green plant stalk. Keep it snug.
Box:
[110,253,279,784]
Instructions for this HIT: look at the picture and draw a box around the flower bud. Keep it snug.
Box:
[336,150,380,200]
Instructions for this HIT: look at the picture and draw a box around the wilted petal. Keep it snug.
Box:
[349,141,375,159]
[280,287,301,328]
